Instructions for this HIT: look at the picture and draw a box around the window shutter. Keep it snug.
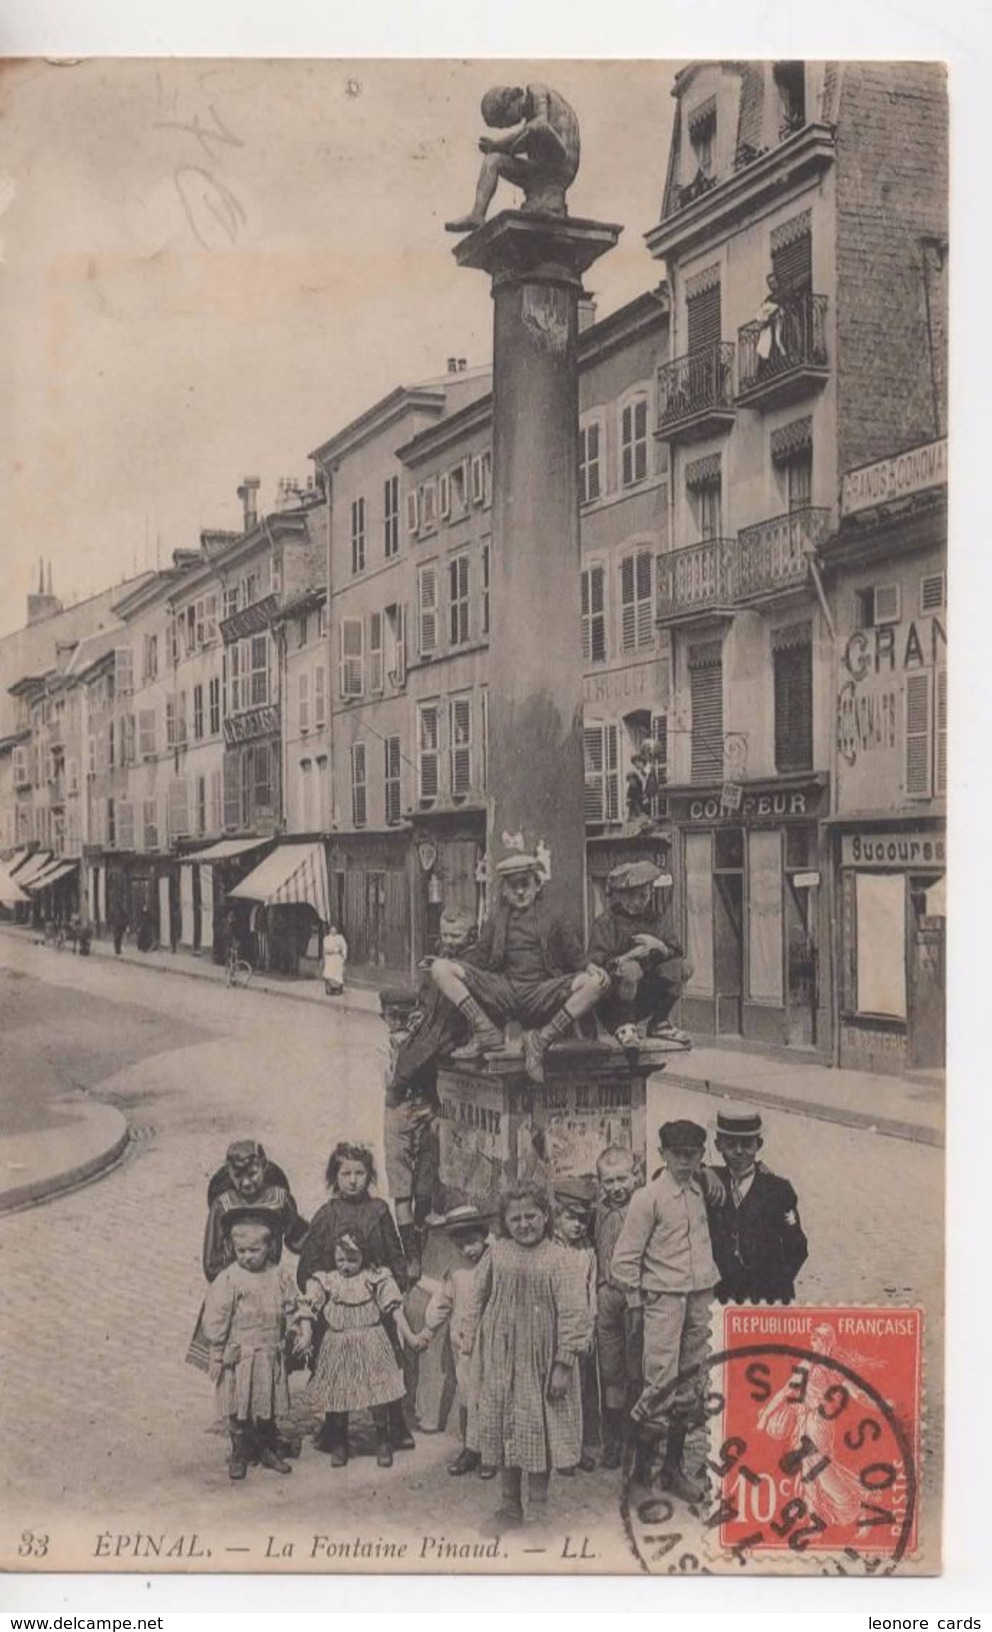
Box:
[687,283,721,354]
[418,566,438,654]
[920,572,946,613]
[873,584,901,625]
[384,737,402,826]
[210,769,223,832]
[604,723,620,821]
[934,668,947,797]
[314,664,327,729]
[369,612,384,692]
[581,564,606,663]
[904,671,933,798]
[223,754,241,830]
[773,640,813,772]
[771,225,812,293]
[299,671,310,733]
[117,800,134,850]
[635,549,653,645]
[620,555,636,652]
[168,778,190,838]
[451,697,472,795]
[351,743,367,827]
[439,472,451,520]
[689,651,724,782]
[419,707,439,802]
[339,617,365,698]
[652,714,669,782]
[584,726,604,823]
[406,490,419,535]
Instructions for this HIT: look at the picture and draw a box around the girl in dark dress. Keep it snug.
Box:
[296,1143,413,1452]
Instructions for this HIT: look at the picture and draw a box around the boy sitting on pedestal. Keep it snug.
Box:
[430,853,609,1085]
[587,861,692,1054]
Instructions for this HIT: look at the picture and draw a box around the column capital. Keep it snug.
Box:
[453,210,623,292]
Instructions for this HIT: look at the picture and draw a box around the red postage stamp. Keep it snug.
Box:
[709,1307,923,1565]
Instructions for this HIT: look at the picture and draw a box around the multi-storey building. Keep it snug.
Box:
[643,59,947,1058]
[276,586,330,838]
[311,364,492,982]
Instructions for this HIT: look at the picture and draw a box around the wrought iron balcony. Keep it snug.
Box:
[657,343,736,443]
[657,538,738,624]
[737,290,829,408]
[736,507,831,603]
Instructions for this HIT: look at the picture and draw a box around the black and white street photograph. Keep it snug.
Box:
[0,53,947,1583]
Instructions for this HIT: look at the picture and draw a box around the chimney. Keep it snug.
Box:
[578,296,598,334]
[237,476,260,532]
[446,357,458,374]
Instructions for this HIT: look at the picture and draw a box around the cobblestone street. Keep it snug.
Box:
[0,940,941,1574]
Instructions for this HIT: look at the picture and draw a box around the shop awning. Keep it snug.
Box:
[11,851,54,887]
[25,859,78,891]
[180,838,270,864]
[5,848,30,874]
[0,863,30,905]
[229,841,330,922]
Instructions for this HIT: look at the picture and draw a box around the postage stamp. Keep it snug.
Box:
[624,1306,924,1577]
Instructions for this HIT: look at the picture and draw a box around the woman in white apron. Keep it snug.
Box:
[323,924,348,996]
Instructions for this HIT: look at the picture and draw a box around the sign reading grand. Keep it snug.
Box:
[841,438,947,517]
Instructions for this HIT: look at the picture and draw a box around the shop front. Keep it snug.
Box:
[671,775,830,1051]
[329,830,413,984]
[409,808,487,965]
[834,822,945,1074]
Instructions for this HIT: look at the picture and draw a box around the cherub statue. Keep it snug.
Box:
[445,83,580,233]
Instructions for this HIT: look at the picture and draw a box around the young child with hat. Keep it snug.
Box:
[430,853,610,1084]
[200,1213,309,1481]
[610,1119,719,1503]
[586,861,692,1053]
[707,1107,808,1304]
[407,1206,494,1476]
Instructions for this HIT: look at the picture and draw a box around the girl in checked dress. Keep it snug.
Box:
[300,1233,417,1469]
[461,1178,593,1531]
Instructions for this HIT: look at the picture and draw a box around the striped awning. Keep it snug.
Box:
[10,851,54,887]
[25,858,78,891]
[229,842,330,922]
[0,863,30,905]
[180,838,270,865]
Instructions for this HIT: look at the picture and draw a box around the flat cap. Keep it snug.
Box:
[554,1174,598,1211]
[495,852,543,878]
[659,1118,707,1151]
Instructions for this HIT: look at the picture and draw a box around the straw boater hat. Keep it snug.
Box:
[715,1107,764,1138]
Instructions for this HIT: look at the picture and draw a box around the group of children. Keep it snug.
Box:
[191,1104,807,1529]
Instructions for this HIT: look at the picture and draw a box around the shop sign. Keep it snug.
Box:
[223,706,280,746]
[720,782,743,813]
[841,831,945,869]
[219,593,279,645]
[841,438,947,517]
[792,871,821,888]
[582,663,657,706]
[674,780,827,825]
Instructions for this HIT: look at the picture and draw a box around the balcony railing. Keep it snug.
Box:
[738,290,828,403]
[657,343,736,439]
[657,538,737,622]
[736,507,830,601]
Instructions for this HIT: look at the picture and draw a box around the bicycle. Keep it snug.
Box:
[225,946,254,989]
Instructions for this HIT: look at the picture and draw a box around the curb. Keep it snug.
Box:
[656,1066,943,1149]
[0,1109,130,1214]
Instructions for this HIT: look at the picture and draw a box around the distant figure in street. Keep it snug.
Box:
[322,924,348,996]
[706,1107,808,1305]
[111,905,128,956]
[136,906,155,953]
[202,1215,308,1481]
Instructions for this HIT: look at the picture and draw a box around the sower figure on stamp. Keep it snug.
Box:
[429,852,610,1084]
[445,83,580,232]
[706,1108,808,1305]
[586,861,693,1053]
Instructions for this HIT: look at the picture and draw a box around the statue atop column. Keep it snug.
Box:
[445,83,581,233]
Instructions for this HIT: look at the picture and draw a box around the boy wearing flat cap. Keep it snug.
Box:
[707,1108,808,1304]
[430,853,609,1084]
[587,861,691,1052]
[610,1120,718,1503]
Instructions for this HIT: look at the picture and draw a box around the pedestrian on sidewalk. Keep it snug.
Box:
[202,1214,309,1481]
[706,1108,808,1305]
[111,904,128,956]
[299,1233,417,1469]
[322,923,348,996]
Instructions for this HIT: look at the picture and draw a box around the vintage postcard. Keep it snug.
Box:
[0,56,946,1578]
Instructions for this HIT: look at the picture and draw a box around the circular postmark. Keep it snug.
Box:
[622,1342,918,1578]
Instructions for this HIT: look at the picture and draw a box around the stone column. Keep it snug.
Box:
[454,212,621,926]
